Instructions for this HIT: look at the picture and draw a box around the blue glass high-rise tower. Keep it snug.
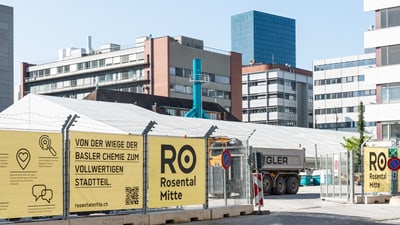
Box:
[231,10,295,66]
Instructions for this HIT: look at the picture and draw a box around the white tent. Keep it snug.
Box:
[0,94,357,158]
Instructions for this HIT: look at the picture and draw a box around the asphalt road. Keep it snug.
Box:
[180,186,400,225]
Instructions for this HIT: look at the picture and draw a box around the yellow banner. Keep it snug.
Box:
[0,130,62,219]
[148,136,206,208]
[363,147,391,193]
[69,132,143,212]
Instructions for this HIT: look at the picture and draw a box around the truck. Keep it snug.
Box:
[251,147,305,195]
[208,136,305,196]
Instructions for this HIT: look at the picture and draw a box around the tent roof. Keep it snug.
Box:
[0,94,356,157]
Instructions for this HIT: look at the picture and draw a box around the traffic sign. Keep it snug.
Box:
[389,148,398,158]
[221,149,232,170]
[388,157,400,171]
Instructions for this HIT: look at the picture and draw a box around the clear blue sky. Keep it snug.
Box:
[2,0,373,89]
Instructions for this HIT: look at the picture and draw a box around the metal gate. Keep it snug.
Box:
[319,151,354,202]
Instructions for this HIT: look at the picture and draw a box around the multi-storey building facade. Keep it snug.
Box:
[364,0,400,140]
[21,35,242,120]
[242,64,313,127]
[313,53,376,133]
[231,10,296,66]
[0,4,13,112]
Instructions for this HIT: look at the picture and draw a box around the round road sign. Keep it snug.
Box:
[388,157,400,171]
[221,149,232,170]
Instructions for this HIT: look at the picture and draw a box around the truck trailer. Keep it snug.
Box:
[252,147,305,195]
[208,136,305,196]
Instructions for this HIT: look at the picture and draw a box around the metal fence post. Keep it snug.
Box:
[203,125,218,209]
[349,150,354,203]
[360,136,372,204]
[246,129,256,205]
[141,121,157,214]
[61,114,78,220]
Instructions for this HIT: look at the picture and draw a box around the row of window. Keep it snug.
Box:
[242,106,297,114]
[169,84,231,99]
[169,67,230,85]
[56,86,147,100]
[314,75,365,86]
[243,92,297,101]
[314,89,376,100]
[268,120,297,127]
[27,52,145,79]
[315,106,362,115]
[245,77,313,90]
[316,121,376,129]
[313,58,376,72]
[163,108,220,120]
[29,69,144,93]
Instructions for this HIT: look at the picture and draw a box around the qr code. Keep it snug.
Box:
[125,186,139,205]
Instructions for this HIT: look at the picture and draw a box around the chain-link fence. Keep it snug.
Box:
[319,151,355,202]
[207,138,250,207]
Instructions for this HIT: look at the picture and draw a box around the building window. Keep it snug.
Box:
[121,55,129,63]
[77,63,84,71]
[91,60,98,68]
[382,122,400,140]
[382,83,400,103]
[381,7,400,28]
[381,45,400,66]
[313,58,375,71]
[99,59,105,67]
[64,65,70,72]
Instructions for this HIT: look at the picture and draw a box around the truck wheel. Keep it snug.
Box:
[286,176,299,194]
[263,175,272,194]
[273,176,286,195]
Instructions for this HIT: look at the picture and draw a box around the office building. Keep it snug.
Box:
[231,10,295,66]
[313,53,376,133]
[364,1,400,140]
[21,35,242,120]
[242,64,312,127]
[0,4,13,112]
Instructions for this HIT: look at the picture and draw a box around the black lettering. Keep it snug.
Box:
[127,141,138,149]
[370,152,377,171]
[178,145,196,173]
[370,152,386,171]
[75,138,89,147]
[377,152,386,171]
[161,144,176,173]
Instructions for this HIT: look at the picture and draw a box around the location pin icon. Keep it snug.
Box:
[16,148,31,170]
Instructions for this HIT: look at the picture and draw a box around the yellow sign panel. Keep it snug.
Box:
[148,136,206,208]
[69,132,143,212]
[363,147,391,193]
[0,130,62,219]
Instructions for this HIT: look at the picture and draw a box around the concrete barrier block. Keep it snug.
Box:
[21,220,69,225]
[365,195,391,204]
[149,209,211,225]
[69,214,148,225]
[211,205,253,219]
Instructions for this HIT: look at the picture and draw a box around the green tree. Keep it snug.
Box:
[341,101,368,171]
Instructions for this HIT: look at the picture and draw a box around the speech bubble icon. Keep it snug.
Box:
[41,189,53,204]
[16,148,31,170]
[32,184,46,201]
